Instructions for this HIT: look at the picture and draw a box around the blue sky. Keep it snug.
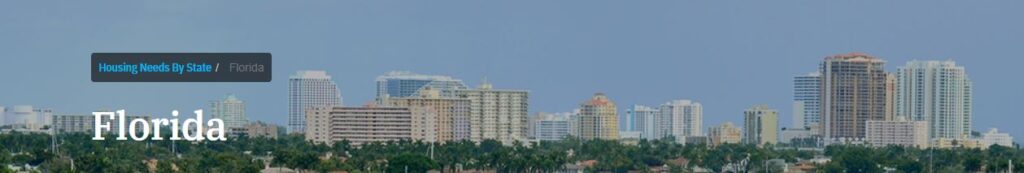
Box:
[2,1,1022,142]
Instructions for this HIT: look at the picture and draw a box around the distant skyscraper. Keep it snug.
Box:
[530,112,573,141]
[743,105,778,145]
[886,73,897,121]
[708,122,742,146]
[288,71,343,133]
[619,109,634,132]
[626,105,659,139]
[375,71,468,100]
[568,109,581,137]
[578,93,619,140]
[210,94,247,130]
[386,88,471,141]
[896,60,972,140]
[793,72,821,130]
[659,100,703,139]
[2,105,52,131]
[820,53,888,140]
[456,81,529,144]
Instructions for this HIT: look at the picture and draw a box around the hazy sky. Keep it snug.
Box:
[2,1,1022,142]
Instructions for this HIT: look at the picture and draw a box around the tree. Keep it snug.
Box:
[386,153,438,173]
[825,145,881,173]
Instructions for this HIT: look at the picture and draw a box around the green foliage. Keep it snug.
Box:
[386,153,438,173]
[2,132,1023,172]
[825,146,882,173]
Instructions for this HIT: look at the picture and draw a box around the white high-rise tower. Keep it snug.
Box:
[896,60,972,140]
[210,94,247,130]
[626,105,659,139]
[289,71,343,134]
[793,72,821,130]
[659,100,703,140]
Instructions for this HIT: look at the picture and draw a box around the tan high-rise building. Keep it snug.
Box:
[708,122,742,146]
[578,93,619,140]
[305,106,436,146]
[820,53,888,140]
[885,73,897,121]
[743,105,778,146]
[455,82,529,144]
[384,88,471,141]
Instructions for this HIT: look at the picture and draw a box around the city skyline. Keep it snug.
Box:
[0,58,1002,140]
[3,1,1023,143]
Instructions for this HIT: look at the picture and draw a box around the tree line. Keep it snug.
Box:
[1,132,1023,172]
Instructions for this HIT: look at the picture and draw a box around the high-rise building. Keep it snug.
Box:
[626,105,659,139]
[896,60,972,140]
[305,106,436,146]
[793,72,821,130]
[659,100,703,140]
[619,109,634,132]
[288,71,343,133]
[385,88,471,141]
[820,53,888,140]
[2,105,53,132]
[51,114,91,134]
[568,109,581,137]
[577,93,619,140]
[51,114,151,134]
[455,82,529,144]
[530,112,573,141]
[864,119,929,148]
[708,122,742,146]
[885,73,897,121]
[375,71,468,100]
[743,105,778,145]
[210,94,247,131]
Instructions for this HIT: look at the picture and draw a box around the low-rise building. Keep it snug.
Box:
[683,136,709,145]
[980,128,1013,148]
[780,127,813,144]
[864,120,928,148]
[932,138,985,149]
[245,121,279,139]
[619,131,642,140]
[530,112,573,141]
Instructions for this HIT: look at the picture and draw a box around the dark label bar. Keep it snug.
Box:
[91,53,272,82]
